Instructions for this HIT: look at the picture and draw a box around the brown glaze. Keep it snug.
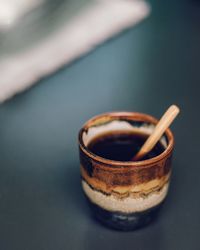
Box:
[79,112,174,199]
[80,149,172,187]
[81,166,171,199]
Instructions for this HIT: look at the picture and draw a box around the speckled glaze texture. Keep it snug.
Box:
[79,112,174,230]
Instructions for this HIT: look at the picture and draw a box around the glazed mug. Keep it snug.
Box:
[78,112,174,230]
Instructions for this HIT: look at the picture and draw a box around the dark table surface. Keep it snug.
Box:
[0,0,200,249]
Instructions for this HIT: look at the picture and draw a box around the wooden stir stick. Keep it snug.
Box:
[132,105,180,161]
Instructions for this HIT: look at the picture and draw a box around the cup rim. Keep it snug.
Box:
[79,112,174,167]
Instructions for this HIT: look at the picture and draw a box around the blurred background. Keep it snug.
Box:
[0,0,200,250]
[0,0,149,101]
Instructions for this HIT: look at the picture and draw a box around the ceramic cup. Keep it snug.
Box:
[78,112,174,230]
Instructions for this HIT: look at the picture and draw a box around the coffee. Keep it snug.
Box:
[88,131,165,161]
[79,113,173,231]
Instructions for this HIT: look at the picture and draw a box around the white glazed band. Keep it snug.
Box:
[82,180,169,213]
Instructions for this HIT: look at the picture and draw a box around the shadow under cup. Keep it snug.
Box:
[79,112,174,231]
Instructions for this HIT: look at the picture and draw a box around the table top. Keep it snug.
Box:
[0,0,200,249]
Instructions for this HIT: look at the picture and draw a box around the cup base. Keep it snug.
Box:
[87,198,163,231]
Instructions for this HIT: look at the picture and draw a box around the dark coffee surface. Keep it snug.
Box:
[88,132,165,161]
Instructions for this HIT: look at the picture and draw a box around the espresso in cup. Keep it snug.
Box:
[79,112,174,230]
[88,131,165,162]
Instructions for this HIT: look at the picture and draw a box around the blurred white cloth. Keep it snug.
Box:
[0,0,44,28]
[0,0,150,102]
